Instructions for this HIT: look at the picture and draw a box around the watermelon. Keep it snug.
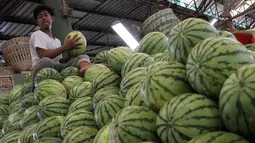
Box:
[109,106,158,143]
[92,87,120,108]
[62,126,98,143]
[0,94,9,106]
[60,109,97,137]
[121,53,154,77]
[219,64,255,140]
[25,72,32,84]
[245,44,255,51]
[84,64,111,82]
[0,104,8,116]
[94,51,108,64]
[69,82,92,101]
[9,85,23,104]
[141,8,180,37]
[92,70,121,93]
[2,111,23,134]
[0,131,20,143]
[20,106,42,128]
[33,116,64,139]
[38,96,71,118]
[124,83,143,107]
[68,97,92,112]
[156,93,222,143]
[60,67,80,79]
[94,95,124,128]
[0,116,6,128]
[34,137,62,143]
[152,52,172,62]
[93,124,111,143]
[186,37,254,100]
[218,30,237,39]
[137,32,169,55]
[35,68,62,83]
[142,61,194,111]
[18,123,38,143]
[107,47,134,73]
[120,67,147,96]
[65,31,87,57]
[34,79,67,101]
[169,18,218,64]
[62,76,84,94]
[188,131,249,143]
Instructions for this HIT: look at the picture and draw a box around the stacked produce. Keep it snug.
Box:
[1,8,254,143]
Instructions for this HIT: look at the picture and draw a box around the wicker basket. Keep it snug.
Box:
[0,66,15,75]
[2,37,32,72]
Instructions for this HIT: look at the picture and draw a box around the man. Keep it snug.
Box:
[29,5,92,91]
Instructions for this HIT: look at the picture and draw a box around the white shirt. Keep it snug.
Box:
[30,30,62,66]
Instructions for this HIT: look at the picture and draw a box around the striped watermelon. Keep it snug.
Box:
[60,67,80,79]
[0,116,6,128]
[121,53,154,77]
[169,18,218,64]
[38,96,71,118]
[2,112,23,134]
[141,8,180,37]
[120,67,147,96]
[219,64,255,140]
[92,70,121,93]
[245,44,255,51]
[93,124,111,143]
[63,126,98,143]
[94,51,108,64]
[68,97,92,112]
[152,52,172,62]
[92,87,120,108]
[218,30,237,39]
[0,105,8,116]
[25,72,32,84]
[65,31,87,57]
[18,123,38,143]
[142,61,194,111]
[20,106,42,128]
[124,83,143,107]
[9,85,23,104]
[62,76,84,94]
[84,64,110,82]
[137,32,169,55]
[34,79,67,101]
[94,95,124,128]
[188,131,249,143]
[156,93,222,143]
[0,94,9,106]
[0,131,20,143]
[60,110,97,137]
[107,47,134,73]
[186,37,254,100]
[69,82,92,101]
[36,68,62,83]
[109,106,158,143]
[34,137,62,143]
[33,116,64,139]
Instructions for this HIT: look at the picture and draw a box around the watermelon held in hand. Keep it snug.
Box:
[65,31,87,57]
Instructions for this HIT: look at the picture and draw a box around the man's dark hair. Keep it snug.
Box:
[33,5,55,20]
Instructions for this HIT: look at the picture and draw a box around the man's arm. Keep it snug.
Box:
[36,45,67,59]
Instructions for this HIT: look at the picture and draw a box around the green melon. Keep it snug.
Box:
[124,83,144,107]
[218,30,236,39]
[137,32,169,55]
[0,94,9,106]
[2,112,23,134]
[62,76,84,95]
[92,87,120,108]
[63,126,98,143]
[94,51,108,64]
[219,64,255,140]
[93,124,111,143]
[186,37,254,100]
[157,93,222,143]
[0,131,20,143]
[69,82,92,101]
[60,67,80,79]
[188,131,249,143]
[65,31,87,57]
[84,64,111,82]
[18,123,38,143]
[245,44,255,51]
[20,105,42,128]
[68,96,92,112]
[152,52,172,62]
[142,61,194,111]
[36,68,62,83]
[0,104,8,116]
[169,18,218,64]
[34,137,62,143]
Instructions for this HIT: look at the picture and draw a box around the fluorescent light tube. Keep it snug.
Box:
[210,18,218,25]
[112,22,139,50]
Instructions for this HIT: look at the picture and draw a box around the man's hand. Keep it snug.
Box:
[59,55,71,63]
[63,34,82,51]
[80,62,92,74]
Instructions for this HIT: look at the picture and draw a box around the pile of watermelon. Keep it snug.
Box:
[1,8,255,143]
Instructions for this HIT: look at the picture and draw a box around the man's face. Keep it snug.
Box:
[36,10,54,29]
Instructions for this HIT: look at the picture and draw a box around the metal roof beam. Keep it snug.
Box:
[3,16,35,25]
